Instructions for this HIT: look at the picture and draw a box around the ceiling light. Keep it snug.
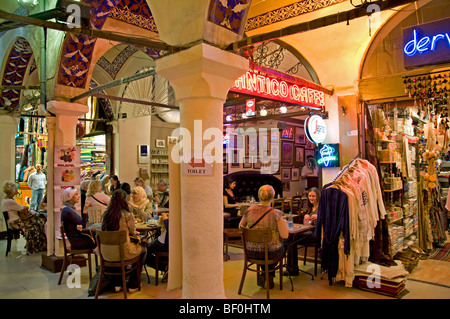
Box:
[280,106,287,113]
[226,114,232,122]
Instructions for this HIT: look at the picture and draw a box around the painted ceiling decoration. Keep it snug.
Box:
[57,0,121,88]
[97,45,139,79]
[89,79,114,120]
[1,37,33,110]
[207,0,251,34]
[245,0,347,31]
[108,0,157,32]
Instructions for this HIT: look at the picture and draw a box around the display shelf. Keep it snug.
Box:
[77,136,106,172]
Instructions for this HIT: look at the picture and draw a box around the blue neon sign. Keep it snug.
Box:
[316,143,340,168]
[402,18,450,68]
[403,30,449,56]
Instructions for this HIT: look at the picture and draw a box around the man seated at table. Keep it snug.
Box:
[154,180,169,208]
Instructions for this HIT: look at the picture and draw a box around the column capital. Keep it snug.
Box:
[46,100,89,117]
[156,43,248,101]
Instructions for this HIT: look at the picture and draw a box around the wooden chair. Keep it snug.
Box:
[58,222,97,285]
[238,228,287,299]
[271,198,285,211]
[223,228,242,261]
[2,211,23,256]
[298,240,321,276]
[86,206,103,225]
[290,196,302,222]
[154,251,169,286]
[95,230,142,299]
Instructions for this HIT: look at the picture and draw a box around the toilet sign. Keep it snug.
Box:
[182,152,213,176]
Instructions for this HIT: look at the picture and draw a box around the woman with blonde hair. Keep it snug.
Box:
[1,181,47,254]
[239,185,288,288]
[85,180,110,209]
[128,186,152,222]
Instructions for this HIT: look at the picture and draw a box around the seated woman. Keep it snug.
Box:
[239,185,288,289]
[1,181,47,255]
[85,180,110,212]
[145,212,169,271]
[128,186,152,222]
[285,187,320,276]
[60,187,96,250]
[101,189,145,293]
[223,177,241,228]
[133,177,154,201]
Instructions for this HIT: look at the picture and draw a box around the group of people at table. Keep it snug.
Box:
[224,177,321,289]
[1,176,169,294]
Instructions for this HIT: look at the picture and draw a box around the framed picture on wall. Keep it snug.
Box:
[223,153,228,174]
[243,156,252,168]
[294,145,305,167]
[294,126,306,144]
[305,149,315,160]
[253,157,261,169]
[291,168,300,181]
[281,141,293,166]
[156,139,165,148]
[231,150,240,167]
[283,181,290,192]
[281,168,291,180]
[271,160,280,175]
[305,138,316,149]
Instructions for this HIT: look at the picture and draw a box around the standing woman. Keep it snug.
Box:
[223,178,241,215]
[128,186,152,222]
[1,181,46,254]
[60,187,96,250]
[101,189,145,293]
[109,175,121,193]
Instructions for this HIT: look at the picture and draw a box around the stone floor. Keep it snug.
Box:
[1,236,449,300]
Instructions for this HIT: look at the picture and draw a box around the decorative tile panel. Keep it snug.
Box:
[207,0,251,34]
[245,0,347,31]
[1,38,33,110]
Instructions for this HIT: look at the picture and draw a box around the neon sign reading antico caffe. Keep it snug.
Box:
[230,70,326,110]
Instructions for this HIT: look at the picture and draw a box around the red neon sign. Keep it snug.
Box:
[230,67,327,110]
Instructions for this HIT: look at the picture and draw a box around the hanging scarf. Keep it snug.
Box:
[131,186,149,209]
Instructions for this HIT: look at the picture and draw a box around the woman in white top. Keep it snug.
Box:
[85,180,110,224]
[1,181,46,254]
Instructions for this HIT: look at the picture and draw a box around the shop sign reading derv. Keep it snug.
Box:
[402,18,450,68]
[230,63,328,110]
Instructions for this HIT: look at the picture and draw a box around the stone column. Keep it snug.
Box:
[156,43,248,298]
[46,100,89,256]
[0,115,19,232]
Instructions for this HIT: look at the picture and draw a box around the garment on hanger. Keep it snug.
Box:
[317,156,391,287]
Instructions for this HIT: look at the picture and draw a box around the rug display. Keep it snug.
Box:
[427,243,450,261]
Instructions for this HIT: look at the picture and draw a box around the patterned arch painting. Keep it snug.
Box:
[1,37,33,110]
[57,0,160,89]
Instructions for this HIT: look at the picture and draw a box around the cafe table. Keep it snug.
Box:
[284,223,316,282]
[153,207,169,214]
[88,222,161,241]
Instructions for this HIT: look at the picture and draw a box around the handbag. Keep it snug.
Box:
[129,234,141,245]
[19,209,33,220]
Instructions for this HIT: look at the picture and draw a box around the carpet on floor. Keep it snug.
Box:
[407,258,450,288]
[427,243,450,261]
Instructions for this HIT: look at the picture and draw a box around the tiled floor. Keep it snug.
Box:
[0,237,449,299]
